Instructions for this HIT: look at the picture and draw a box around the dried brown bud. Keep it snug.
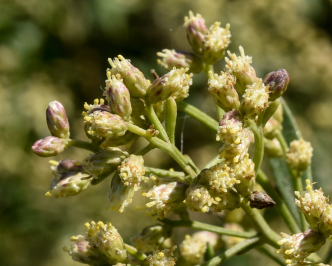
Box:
[249,191,276,209]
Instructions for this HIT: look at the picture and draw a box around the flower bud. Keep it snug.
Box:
[146,68,192,103]
[186,184,218,213]
[157,49,204,74]
[184,11,208,54]
[250,190,276,209]
[56,159,84,174]
[240,79,270,119]
[131,225,172,253]
[276,230,325,264]
[46,171,91,198]
[83,99,128,140]
[208,71,240,111]
[119,155,145,186]
[317,204,332,238]
[286,139,313,172]
[85,221,128,264]
[263,69,289,101]
[221,223,244,249]
[233,155,255,197]
[179,234,207,266]
[109,172,136,213]
[83,148,129,177]
[217,110,243,143]
[32,136,67,157]
[63,235,107,265]
[202,23,231,65]
[264,117,282,139]
[100,131,139,149]
[46,101,70,139]
[225,46,259,94]
[213,189,242,212]
[264,138,283,157]
[108,55,150,97]
[104,72,132,121]
[142,182,188,219]
[142,246,177,266]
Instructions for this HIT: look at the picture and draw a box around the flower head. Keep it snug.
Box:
[119,154,145,186]
[142,246,177,266]
[186,184,218,213]
[286,139,313,172]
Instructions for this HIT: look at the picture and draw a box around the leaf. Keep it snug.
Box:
[269,158,301,226]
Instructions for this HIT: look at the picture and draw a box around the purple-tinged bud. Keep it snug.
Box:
[146,68,192,103]
[184,11,208,54]
[108,55,150,98]
[208,71,240,111]
[46,171,91,198]
[63,235,108,265]
[46,101,70,139]
[157,49,204,74]
[202,23,231,65]
[56,159,84,174]
[263,69,289,101]
[83,148,129,178]
[32,136,67,157]
[104,72,132,121]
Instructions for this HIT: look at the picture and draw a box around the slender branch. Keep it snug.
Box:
[242,201,281,248]
[246,119,264,174]
[145,167,185,178]
[165,97,177,145]
[200,237,261,266]
[160,218,257,238]
[146,102,169,142]
[257,170,301,233]
[324,241,332,264]
[124,244,146,261]
[257,245,286,266]
[67,139,101,152]
[177,101,219,132]
[135,143,155,156]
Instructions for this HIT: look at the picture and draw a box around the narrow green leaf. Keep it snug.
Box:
[269,158,301,226]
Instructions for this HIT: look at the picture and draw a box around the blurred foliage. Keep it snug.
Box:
[2,0,332,265]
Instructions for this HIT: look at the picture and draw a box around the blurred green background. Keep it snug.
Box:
[2,0,332,265]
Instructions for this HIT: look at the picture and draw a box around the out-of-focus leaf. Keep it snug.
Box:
[269,157,301,227]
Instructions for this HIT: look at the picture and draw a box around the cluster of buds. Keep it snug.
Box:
[32,101,70,157]
[286,139,313,173]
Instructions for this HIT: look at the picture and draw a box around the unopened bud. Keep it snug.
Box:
[264,138,283,157]
[208,71,240,111]
[83,148,129,177]
[184,11,208,54]
[146,68,192,103]
[104,72,132,121]
[276,230,325,264]
[108,55,150,97]
[46,171,91,198]
[109,172,136,213]
[131,225,172,253]
[250,191,275,209]
[225,46,259,94]
[286,139,313,172]
[56,159,84,174]
[202,23,231,65]
[143,182,188,219]
[264,117,282,139]
[46,101,70,139]
[179,234,207,266]
[157,49,204,74]
[240,79,269,119]
[32,136,67,157]
[85,221,128,264]
[263,69,289,101]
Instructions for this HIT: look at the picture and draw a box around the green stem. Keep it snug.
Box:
[135,143,155,156]
[177,101,219,132]
[124,244,146,261]
[67,139,101,152]
[200,237,261,266]
[145,167,185,178]
[242,202,281,248]
[127,123,196,178]
[324,241,332,264]
[257,170,301,233]
[246,120,264,174]
[165,97,177,145]
[160,218,257,238]
[257,245,286,266]
[276,132,288,154]
[146,102,169,142]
